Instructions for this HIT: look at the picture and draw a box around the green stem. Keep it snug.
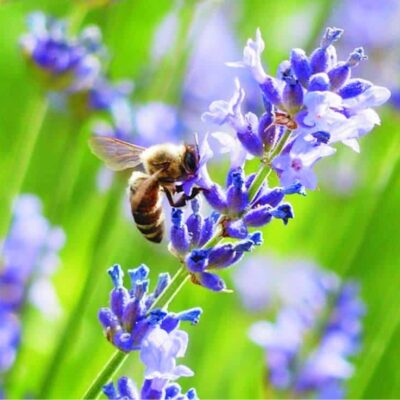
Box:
[82,350,129,400]
[81,266,190,399]
[149,266,189,311]
[248,129,291,200]
[248,163,272,200]
[38,179,125,398]
[0,94,48,247]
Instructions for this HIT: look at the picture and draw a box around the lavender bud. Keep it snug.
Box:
[259,77,283,107]
[103,383,117,399]
[170,208,190,254]
[271,203,294,225]
[244,206,273,227]
[310,27,343,73]
[108,264,124,288]
[128,264,149,292]
[257,187,284,207]
[312,131,331,144]
[224,218,248,239]
[198,272,226,292]
[198,212,219,247]
[237,128,264,157]
[98,308,119,330]
[110,287,130,319]
[154,273,170,298]
[339,79,372,99]
[290,48,311,87]
[203,184,228,213]
[186,199,203,247]
[226,168,249,214]
[282,182,306,196]
[258,111,277,150]
[283,77,304,114]
[308,73,330,92]
[117,377,138,400]
[186,249,209,273]
[208,244,235,267]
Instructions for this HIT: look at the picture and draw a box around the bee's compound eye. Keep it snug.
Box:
[184,150,197,173]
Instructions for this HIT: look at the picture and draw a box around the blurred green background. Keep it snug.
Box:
[1,0,400,398]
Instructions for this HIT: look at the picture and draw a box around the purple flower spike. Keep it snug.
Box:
[98,264,201,352]
[246,257,364,398]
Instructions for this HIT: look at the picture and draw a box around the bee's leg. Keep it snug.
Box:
[164,188,188,208]
[184,187,203,200]
[165,187,204,208]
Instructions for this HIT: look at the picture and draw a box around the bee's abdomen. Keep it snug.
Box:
[129,173,164,243]
[132,207,164,243]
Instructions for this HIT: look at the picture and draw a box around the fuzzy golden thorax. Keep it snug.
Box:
[141,144,187,182]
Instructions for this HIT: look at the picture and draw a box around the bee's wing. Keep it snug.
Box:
[89,136,146,171]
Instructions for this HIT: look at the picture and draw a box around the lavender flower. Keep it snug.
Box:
[203,27,390,189]
[103,322,197,399]
[98,264,202,352]
[247,258,365,398]
[20,12,103,91]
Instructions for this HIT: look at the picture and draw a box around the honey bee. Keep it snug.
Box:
[89,136,201,243]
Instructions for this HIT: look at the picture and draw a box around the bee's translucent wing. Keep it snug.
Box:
[89,136,146,171]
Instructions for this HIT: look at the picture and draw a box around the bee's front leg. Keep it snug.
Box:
[164,187,203,208]
[164,188,187,208]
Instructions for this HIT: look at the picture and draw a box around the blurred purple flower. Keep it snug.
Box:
[233,256,336,313]
[0,194,65,316]
[244,256,365,398]
[0,194,65,390]
[20,12,103,91]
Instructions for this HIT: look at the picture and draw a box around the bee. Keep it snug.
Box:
[89,136,201,243]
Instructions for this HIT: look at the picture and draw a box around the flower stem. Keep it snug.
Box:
[150,266,189,311]
[0,94,48,247]
[82,350,129,400]
[80,266,190,400]
[248,129,291,200]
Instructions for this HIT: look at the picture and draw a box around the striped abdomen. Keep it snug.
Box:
[129,172,164,243]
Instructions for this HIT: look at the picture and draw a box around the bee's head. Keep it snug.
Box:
[182,144,200,175]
